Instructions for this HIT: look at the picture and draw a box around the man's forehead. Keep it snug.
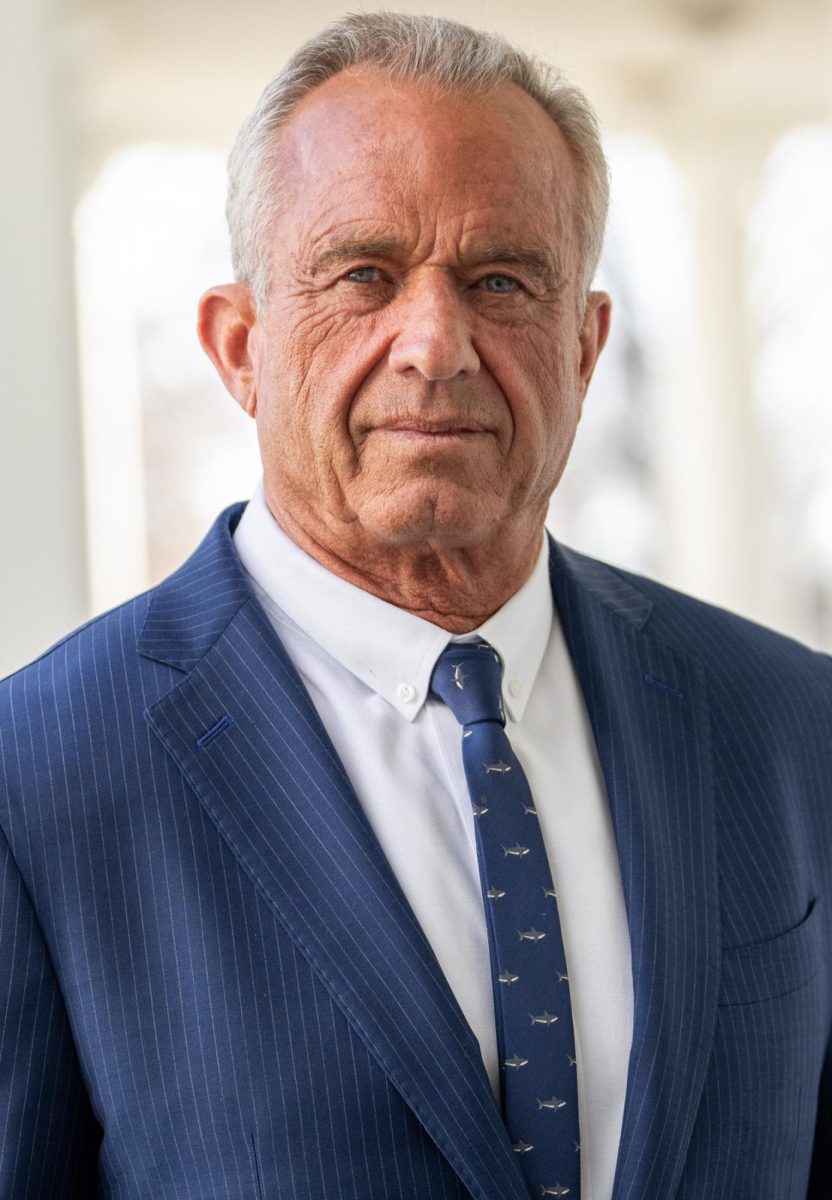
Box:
[286,65,555,131]
[273,72,578,267]
[278,67,574,197]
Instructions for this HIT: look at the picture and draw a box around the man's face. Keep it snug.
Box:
[245,69,608,552]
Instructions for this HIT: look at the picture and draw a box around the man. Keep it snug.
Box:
[1,12,829,1199]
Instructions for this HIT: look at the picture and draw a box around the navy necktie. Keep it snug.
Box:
[430,640,580,1200]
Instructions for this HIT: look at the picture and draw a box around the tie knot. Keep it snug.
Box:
[430,639,505,727]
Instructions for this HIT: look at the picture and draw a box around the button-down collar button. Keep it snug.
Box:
[508,679,522,698]
[397,682,417,703]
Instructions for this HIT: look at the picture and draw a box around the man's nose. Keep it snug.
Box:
[387,270,480,380]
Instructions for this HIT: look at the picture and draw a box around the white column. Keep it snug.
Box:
[655,133,769,621]
[0,0,89,678]
[75,202,150,620]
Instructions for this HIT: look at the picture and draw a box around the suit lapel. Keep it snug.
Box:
[549,540,720,1200]
[141,506,529,1200]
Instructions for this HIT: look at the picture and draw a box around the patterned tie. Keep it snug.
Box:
[430,639,580,1200]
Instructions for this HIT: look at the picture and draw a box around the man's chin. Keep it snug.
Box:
[350,489,504,550]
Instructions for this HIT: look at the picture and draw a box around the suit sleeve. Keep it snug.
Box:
[808,1026,832,1197]
[0,822,100,1196]
[806,656,832,1196]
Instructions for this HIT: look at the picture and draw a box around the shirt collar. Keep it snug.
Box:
[233,479,553,722]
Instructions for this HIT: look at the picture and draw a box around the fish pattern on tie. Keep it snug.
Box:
[431,640,580,1200]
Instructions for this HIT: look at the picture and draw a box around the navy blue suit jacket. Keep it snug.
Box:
[1,502,830,1199]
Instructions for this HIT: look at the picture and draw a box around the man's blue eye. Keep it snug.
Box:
[481,274,519,294]
[345,267,377,283]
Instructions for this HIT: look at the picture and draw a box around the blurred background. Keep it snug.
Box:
[2,0,831,678]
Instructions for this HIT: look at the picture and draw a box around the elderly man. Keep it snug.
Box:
[1,12,830,1200]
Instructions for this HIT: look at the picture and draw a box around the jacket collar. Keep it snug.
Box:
[136,504,652,673]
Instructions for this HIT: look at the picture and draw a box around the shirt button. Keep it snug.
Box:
[508,679,522,698]
[397,683,417,703]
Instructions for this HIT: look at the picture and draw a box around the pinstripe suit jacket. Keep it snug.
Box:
[1,501,830,1200]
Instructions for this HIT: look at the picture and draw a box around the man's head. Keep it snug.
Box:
[199,13,612,594]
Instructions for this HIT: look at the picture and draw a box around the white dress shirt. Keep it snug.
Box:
[233,480,633,1200]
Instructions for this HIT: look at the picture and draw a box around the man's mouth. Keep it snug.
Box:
[375,419,490,436]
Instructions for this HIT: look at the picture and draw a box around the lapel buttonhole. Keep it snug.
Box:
[196,713,234,748]
[642,674,685,701]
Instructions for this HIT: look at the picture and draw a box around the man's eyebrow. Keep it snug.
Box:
[307,238,405,275]
[469,245,562,289]
[307,237,563,289]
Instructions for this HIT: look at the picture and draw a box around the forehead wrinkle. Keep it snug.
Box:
[288,168,574,289]
[273,71,584,271]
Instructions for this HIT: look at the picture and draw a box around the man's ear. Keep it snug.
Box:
[577,290,612,401]
[197,283,259,417]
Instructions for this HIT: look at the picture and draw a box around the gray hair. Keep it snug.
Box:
[227,11,609,308]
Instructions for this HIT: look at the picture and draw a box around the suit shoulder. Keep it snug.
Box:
[0,585,185,759]
[606,557,830,686]
[1,587,156,696]
[553,541,830,690]
[0,582,188,851]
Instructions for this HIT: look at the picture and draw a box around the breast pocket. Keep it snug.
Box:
[687,897,828,1194]
[718,896,823,1006]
